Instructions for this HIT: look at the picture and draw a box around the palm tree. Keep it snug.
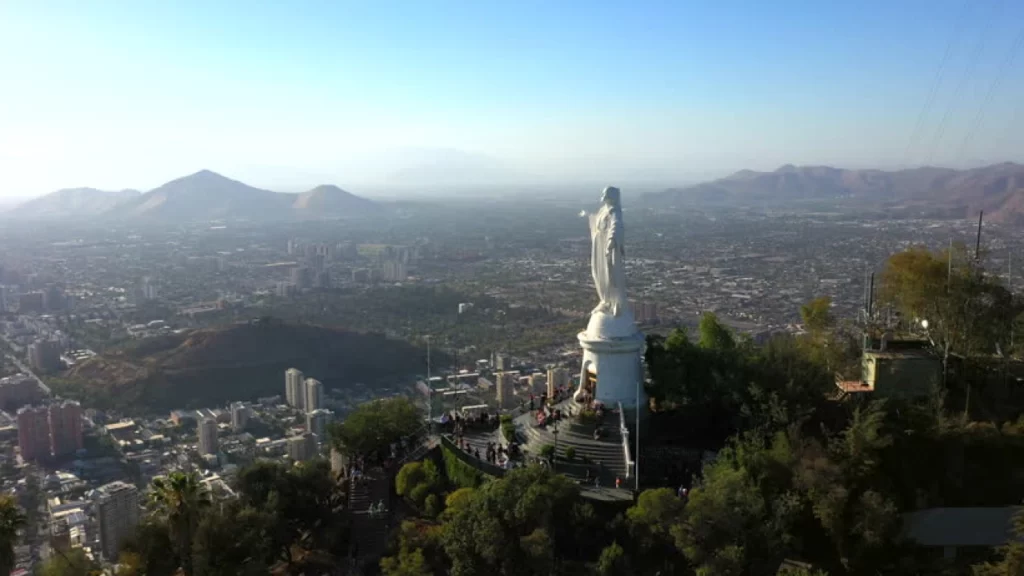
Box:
[149,471,211,576]
[0,494,26,576]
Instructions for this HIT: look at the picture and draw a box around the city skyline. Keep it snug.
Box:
[2,0,1024,197]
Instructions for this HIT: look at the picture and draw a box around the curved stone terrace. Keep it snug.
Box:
[435,400,635,502]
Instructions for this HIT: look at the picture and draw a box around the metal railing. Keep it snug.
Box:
[618,401,634,479]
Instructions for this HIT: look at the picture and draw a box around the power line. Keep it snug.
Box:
[928,0,1004,165]
[903,0,972,166]
[956,24,1024,160]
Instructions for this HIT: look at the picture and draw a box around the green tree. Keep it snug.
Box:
[674,459,770,574]
[234,459,349,565]
[329,396,422,456]
[396,460,441,508]
[441,466,583,576]
[880,244,1020,358]
[149,471,211,576]
[381,547,433,576]
[119,520,179,576]
[191,503,274,576]
[442,488,475,519]
[626,488,688,574]
[698,312,735,352]
[0,494,25,576]
[382,519,448,576]
[800,296,834,336]
[596,541,633,576]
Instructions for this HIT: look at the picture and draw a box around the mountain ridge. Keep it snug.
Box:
[7,187,141,219]
[643,162,1024,222]
[12,170,382,223]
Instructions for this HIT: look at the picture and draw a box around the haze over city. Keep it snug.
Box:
[5,2,1024,575]
[2,0,1024,198]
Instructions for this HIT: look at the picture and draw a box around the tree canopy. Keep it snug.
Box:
[329,396,422,456]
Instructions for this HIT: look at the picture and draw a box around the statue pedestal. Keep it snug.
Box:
[577,311,645,409]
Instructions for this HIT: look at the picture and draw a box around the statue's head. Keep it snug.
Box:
[601,186,621,206]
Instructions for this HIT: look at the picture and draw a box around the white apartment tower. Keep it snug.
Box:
[285,368,305,409]
[288,433,316,462]
[495,371,516,410]
[547,367,569,397]
[306,409,332,443]
[230,402,249,432]
[198,417,218,455]
[304,378,323,412]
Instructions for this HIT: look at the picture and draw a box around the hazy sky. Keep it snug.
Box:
[2,0,1023,197]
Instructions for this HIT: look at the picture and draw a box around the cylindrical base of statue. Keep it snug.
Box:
[575,314,645,409]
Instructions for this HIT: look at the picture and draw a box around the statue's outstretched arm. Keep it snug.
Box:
[608,213,623,257]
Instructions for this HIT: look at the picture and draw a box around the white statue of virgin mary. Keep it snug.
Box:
[582,186,628,317]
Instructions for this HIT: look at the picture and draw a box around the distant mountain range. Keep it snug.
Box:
[642,162,1024,222]
[7,187,141,219]
[8,170,382,223]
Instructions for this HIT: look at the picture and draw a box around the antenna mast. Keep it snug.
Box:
[975,211,984,262]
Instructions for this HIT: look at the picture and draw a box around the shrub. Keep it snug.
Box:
[501,420,516,443]
[424,493,442,518]
[409,483,431,506]
[539,444,556,459]
[441,442,487,488]
[577,409,599,426]
[565,447,577,461]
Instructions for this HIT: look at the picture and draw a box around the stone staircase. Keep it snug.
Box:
[519,414,630,485]
[348,466,391,573]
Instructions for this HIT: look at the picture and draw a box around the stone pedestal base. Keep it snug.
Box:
[575,311,645,409]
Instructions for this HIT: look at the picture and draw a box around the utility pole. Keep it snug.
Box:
[426,336,432,434]
[975,211,984,262]
[947,238,953,290]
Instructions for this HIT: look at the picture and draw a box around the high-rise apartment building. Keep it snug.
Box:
[28,339,61,373]
[198,417,218,455]
[230,402,249,432]
[285,368,305,409]
[18,292,44,314]
[304,378,323,412]
[17,405,50,462]
[380,259,407,282]
[306,409,332,443]
[0,374,43,411]
[95,481,140,561]
[48,401,83,458]
[291,266,312,290]
[287,433,316,462]
[495,371,516,410]
[528,372,547,395]
[547,367,569,397]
